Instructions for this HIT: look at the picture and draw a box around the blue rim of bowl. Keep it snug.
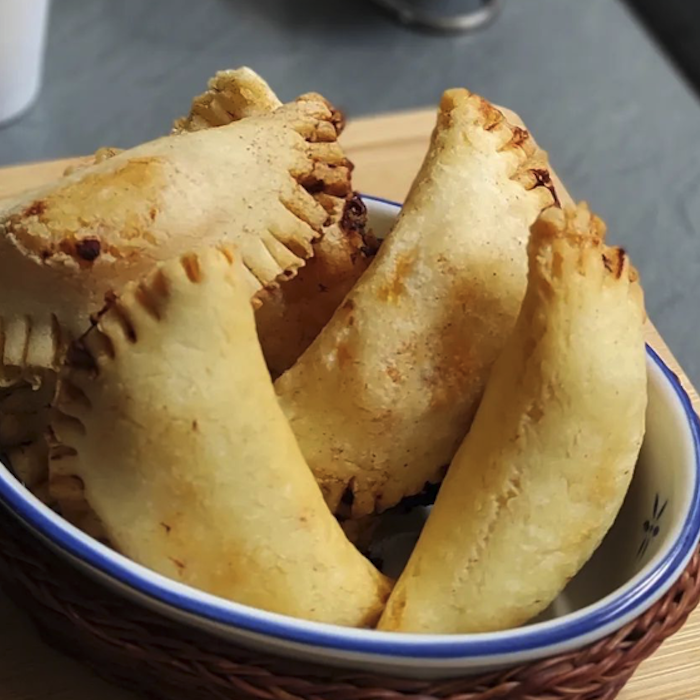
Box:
[0,196,699,660]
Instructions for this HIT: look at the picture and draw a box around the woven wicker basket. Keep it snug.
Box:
[0,503,698,700]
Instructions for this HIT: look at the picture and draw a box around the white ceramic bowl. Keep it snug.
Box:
[0,196,698,679]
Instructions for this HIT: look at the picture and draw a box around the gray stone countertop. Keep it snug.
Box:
[1,0,699,382]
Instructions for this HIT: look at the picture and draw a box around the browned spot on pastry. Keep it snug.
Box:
[336,342,353,369]
[508,127,529,148]
[181,254,203,283]
[307,162,353,198]
[616,250,627,279]
[422,280,508,415]
[169,557,186,573]
[603,248,627,279]
[552,251,565,279]
[218,246,235,265]
[377,251,417,303]
[426,341,475,409]
[530,168,560,207]
[11,158,165,252]
[386,366,402,384]
[23,200,47,218]
[341,194,368,238]
[161,522,171,534]
[478,99,504,130]
[149,207,157,221]
[526,402,545,423]
[342,299,355,312]
[531,169,551,189]
[75,237,101,262]
[192,420,198,432]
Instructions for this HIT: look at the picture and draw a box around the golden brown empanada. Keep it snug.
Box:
[0,94,345,386]
[173,67,375,376]
[378,204,647,633]
[276,88,558,517]
[50,247,390,626]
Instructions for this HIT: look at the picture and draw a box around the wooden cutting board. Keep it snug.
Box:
[0,109,697,700]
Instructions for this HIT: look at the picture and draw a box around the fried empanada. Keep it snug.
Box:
[173,67,375,376]
[50,247,390,626]
[378,204,647,633]
[276,88,558,516]
[0,94,345,385]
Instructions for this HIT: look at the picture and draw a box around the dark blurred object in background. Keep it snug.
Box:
[625,0,700,94]
[370,0,499,33]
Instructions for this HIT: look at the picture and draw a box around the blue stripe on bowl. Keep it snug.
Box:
[0,196,698,660]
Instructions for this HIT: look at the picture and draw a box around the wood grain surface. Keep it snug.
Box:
[0,109,697,700]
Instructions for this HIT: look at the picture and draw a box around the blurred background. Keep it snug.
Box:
[0,0,699,382]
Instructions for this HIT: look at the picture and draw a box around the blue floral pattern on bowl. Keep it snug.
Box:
[637,494,668,560]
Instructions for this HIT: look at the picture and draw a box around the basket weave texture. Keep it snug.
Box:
[0,504,698,700]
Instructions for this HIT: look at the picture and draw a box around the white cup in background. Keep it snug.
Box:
[0,0,51,126]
